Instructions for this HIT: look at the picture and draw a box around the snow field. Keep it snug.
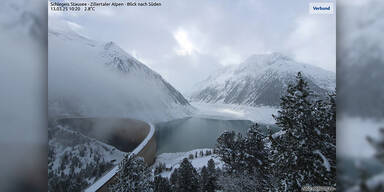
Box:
[153,148,224,178]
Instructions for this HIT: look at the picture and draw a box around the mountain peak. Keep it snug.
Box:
[104,41,116,49]
[49,24,193,122]
[246,52,289,60]
[238,52,292,72]
[103,41,127,54]
[102,41,133,60]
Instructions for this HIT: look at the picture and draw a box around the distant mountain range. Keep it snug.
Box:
[191,53,335,106]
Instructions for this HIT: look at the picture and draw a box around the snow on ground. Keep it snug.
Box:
[337,115,384,158]
[48,124,125,191]
[191,102,278,124]
[153,148,224,178]
[49,125,125,174]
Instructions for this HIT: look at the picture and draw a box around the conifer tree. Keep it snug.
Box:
[175,158,200,192]
[170,168,178,187]
[109,153,153,192]
[207,159,216,176]
[216,123,271,190]
[270,72,335,190]
[243,123,271,190]
[313,92,337,184]
[216,131,245,172]
[200,166,209,192]
[243,124,270,173]
[154,175,171,192]
[206,159,218,192]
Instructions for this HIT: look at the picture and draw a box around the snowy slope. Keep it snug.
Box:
[48,124,125,191]
[191,53,335,106]
[48,21,193,123]
[153,148,223,178]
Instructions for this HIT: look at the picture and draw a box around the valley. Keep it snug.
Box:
[48,19,336,191]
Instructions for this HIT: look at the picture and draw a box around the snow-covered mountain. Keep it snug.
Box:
[48,23,193,123]
[191,53,335,106]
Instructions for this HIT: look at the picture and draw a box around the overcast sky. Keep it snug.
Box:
[49,0,336,95]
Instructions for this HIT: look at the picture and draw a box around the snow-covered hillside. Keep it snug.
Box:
[191,53,335,106]
[48,124,125,191]
[48,21,194,123]
[153,148,223,178]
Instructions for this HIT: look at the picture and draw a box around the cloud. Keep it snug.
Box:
[66,20,82,31]
[65,20,91,38]
[285,15,336,72]
[49,0,336,93]
[214,46,243,66]
[173,28,199,56]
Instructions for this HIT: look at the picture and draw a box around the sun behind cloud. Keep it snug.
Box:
[173,28,199,56]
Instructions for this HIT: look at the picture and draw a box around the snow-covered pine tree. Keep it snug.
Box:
[243,124,270,171]
[170,167,178,188]
[206,159,218,192]
[175,158,200,192]
[243,123,271,190]
[154,175,171,192]
[109,153,153,192]
[216,124,271,190]
[216,131,245,172]
[312,92,336,185]
[207,159,216,176]
[200,166,209,192]
[217,172,261,192]
[217,126,269,172]
[270,72,335,190]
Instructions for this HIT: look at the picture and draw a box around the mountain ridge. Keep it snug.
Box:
[191,53,335,106]
[48,24,192,123]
